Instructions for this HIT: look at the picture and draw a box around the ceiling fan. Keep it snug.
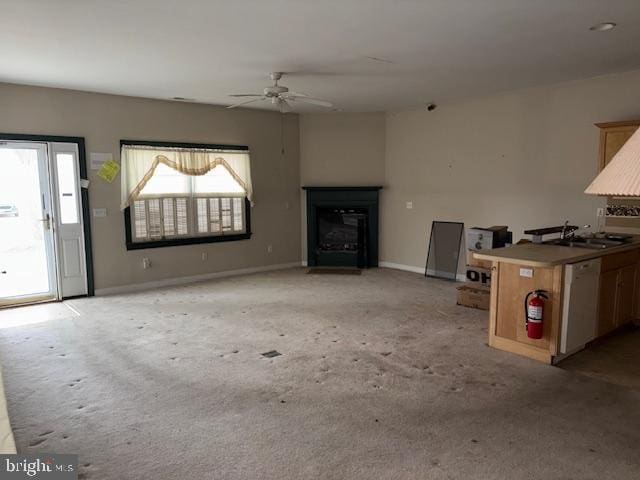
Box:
[226,72,333,113]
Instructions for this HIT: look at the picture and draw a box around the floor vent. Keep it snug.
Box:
[261,350,282,358]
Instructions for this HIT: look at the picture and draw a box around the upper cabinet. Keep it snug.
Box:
[596,120,640,171]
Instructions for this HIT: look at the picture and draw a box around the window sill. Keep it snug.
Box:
[126,232,251,251]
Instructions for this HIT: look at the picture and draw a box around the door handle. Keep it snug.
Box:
[40,213,51,230]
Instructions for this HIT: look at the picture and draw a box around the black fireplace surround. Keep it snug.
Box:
[303,186,381,268]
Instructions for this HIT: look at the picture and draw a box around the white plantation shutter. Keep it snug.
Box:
[162,198,176,236]
[221,198,232,232]
[131,196,244,241]
[233,198,243,232]
[209,198,221,233]
[147,199,162,239]
[133,200,147,239]
[175,198,189,235]
[197,198,208,233]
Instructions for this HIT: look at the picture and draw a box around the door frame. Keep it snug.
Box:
[0,133,95,297]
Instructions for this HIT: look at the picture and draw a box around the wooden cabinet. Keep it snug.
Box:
[597,270,619,336]
[596,120,640,171]
[597,252,639,336]
[617,265,636,325]
[486,246,640,364]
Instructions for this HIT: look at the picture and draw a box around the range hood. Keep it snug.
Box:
[585,127,640,196]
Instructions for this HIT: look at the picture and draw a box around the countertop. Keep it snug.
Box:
[474,236,640,267]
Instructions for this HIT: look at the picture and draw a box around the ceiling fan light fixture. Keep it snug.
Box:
[227,72,333,111]
[589,22,617,32]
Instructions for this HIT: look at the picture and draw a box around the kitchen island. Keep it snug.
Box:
[474,236,640,364]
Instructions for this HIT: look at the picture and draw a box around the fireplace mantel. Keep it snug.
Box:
[303,186,381,268]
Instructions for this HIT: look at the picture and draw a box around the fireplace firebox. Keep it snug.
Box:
[303,186,381,268]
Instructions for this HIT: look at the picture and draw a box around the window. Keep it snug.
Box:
[55,153,79,224]
[121,142,252,250]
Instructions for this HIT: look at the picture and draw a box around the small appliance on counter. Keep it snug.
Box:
[458,225,512,311]
[466,226,509,251]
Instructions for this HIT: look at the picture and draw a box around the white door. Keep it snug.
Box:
[49,142,87,298]
[0,142,58,306]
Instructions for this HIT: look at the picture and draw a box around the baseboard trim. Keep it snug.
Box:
[380,261,465,282]
[379,261,424,275]
[95,262,302,296]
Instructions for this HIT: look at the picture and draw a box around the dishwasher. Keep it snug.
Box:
[560,258,601,355]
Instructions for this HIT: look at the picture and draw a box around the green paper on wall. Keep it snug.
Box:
[97,159,120,183]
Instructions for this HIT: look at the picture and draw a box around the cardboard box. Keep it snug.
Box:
[457,285,490,310]
[466,250,493,269]
[464,265,491,288]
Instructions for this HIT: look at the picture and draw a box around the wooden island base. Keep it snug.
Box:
[488,262,563,364]
[477,241,640,364]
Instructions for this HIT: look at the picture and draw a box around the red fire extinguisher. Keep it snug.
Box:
[524,290,548,339]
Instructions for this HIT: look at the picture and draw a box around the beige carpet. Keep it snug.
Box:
[0,268,638,479]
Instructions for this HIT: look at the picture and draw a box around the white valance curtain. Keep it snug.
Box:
[120,144,253,210]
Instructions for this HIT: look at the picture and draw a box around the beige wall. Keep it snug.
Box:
[5,68,640,288]
[0,83,301,290]
[382,69,640,269]
[299,112,385,261]
[299,113,385,186]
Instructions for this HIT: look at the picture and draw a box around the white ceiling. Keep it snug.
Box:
[2,0,640,112]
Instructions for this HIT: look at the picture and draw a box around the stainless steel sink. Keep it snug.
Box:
[544,237,627,249]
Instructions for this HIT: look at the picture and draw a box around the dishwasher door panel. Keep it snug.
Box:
[561,259,601,354]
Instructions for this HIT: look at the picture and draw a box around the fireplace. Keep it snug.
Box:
[303,186,381,268]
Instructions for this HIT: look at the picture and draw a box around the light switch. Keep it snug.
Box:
[93,208,107,217]
[406,201,413,209]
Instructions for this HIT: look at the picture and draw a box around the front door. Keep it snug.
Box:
[0,141,88,306]
[0,142,57,306]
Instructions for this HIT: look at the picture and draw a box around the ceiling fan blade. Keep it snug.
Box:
[288,96,333,108]
[228,94,263,97]
[281,91,310,98]
[226,97,266,109]
[278,98,293,113]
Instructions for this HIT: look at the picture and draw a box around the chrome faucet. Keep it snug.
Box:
[560,221,591,240]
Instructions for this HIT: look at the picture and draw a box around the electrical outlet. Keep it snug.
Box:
[519,268,533,278]
[267,245,273,253]
[596,207,605,218]
[406,201,413,209]
[142,258,151,269]
[201,252,208,261]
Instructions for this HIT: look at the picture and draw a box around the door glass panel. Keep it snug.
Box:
[55,153,79,224]
[0,147,51,299]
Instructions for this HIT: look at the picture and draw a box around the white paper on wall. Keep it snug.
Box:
[90,152,113,170]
